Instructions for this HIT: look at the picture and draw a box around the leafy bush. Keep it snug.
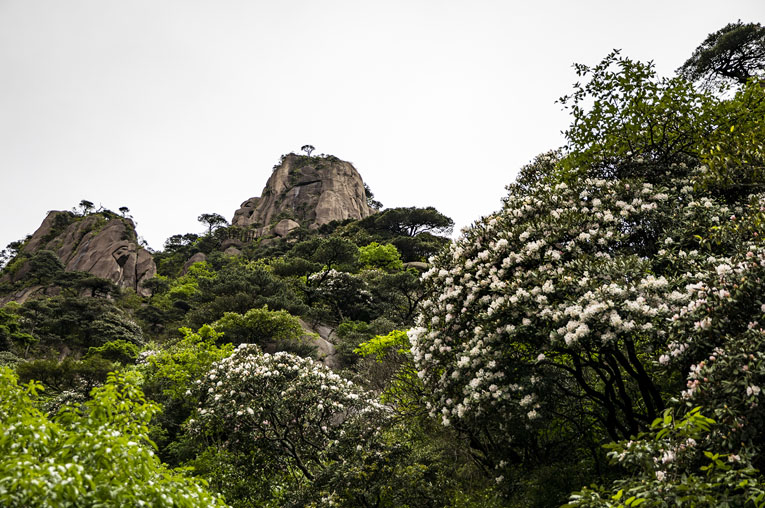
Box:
[0,368,227,507]
[211,306,305,347]
[359,242,403,272]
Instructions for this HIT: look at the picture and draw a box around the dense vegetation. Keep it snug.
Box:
[1,22,764,507]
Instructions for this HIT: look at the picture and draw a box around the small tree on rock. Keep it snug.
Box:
[197,213,228,235]
[78,200,94,216]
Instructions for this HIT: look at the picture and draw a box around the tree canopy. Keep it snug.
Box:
[679,21,765,87]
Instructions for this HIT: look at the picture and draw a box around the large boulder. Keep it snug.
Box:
[15,211,156,296]
[180,252,207,275]
[232,153,375,233]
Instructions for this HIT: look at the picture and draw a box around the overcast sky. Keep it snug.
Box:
[1,1,762,251]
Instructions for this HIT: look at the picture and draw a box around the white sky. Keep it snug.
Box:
[1,1,763,251]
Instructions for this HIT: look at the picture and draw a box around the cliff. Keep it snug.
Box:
[232,153,375,236]
[5,211,156,296]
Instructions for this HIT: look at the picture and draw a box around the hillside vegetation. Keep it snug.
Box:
[1,22,764,507]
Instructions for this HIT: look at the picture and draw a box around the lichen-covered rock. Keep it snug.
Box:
[223,246,242,257]
[18,211,156,295]
[232,154,374,233]
[298,319,340,369]
[181,252,208,275]
[271,219,300,237]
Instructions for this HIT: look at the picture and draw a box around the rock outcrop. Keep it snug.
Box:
[299,319,340,369]
[15,211,156,296]
[232,153,375,234]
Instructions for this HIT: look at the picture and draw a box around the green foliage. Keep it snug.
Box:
[362,206,454,237]
[565,408,765,507]
[559,51,716,181]
[185,260,308,328]
[364,182,383,210]
[697,80,765,194]
[392,232,451,262]
[334,319,395,367]
[308,269,372,323]
[155,233,201,277]
[211,306,305,347]
[141,275,171,298]
[85,339,140,364]
[141,325,234,402]
[140,326,235,463]
[359,242,403,272]
[678,21,765,87]
[354,329,423,412]
[57,272,119,298]
[15,356,117,393]
[0,239,27,272]
[197,213,229,235]
[355,329,410,361]
[0,368,227,507]
[11,296,143,357]
[0,306,34,351]
[26,250,65,284]
[310,236,360,271]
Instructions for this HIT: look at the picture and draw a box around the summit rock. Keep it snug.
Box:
[9,211,156,296]
[232,153,375,234]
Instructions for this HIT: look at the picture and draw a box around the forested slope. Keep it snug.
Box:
[1,21,764,507]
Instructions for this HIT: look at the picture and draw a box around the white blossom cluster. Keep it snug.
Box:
[410,167,763,436]
[188,345,386,471]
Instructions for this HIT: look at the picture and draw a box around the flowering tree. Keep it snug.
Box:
[409,54,765,496]
[188,346,386,484]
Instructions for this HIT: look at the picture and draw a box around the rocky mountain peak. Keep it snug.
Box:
[232,153,375,236]
[5,210,156,297]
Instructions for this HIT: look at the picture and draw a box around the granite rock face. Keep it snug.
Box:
[232,154,374,234]
[19,211,157,295]
[181,252,208,275]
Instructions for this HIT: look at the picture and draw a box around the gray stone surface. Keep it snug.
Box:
[299,319,340,369]
[271,219,300,237]
[181,252,208,275]
[223,246,242,257]
[403,261,429,271]
[232,154,374,234]
[18,212,157,296]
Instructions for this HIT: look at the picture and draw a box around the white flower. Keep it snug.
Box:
[716,263,732,276]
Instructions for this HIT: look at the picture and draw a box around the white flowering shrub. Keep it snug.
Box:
[566,286,765,506]
[410,145,765,483]
[0,368,227,507]
[188,345,387,484]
